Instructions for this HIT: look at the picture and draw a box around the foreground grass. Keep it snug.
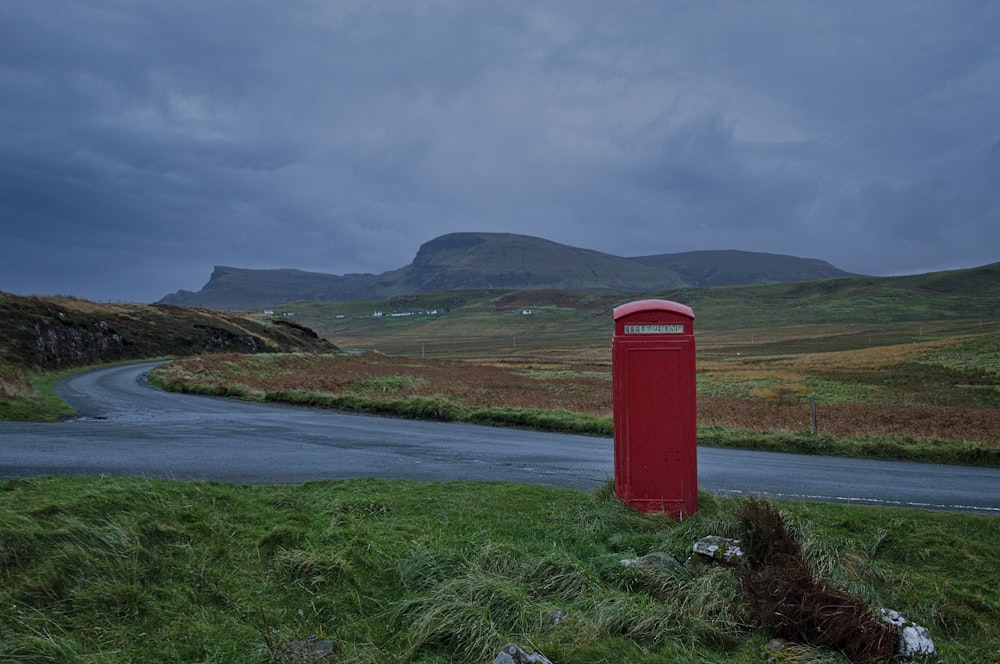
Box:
[1,476,998,663]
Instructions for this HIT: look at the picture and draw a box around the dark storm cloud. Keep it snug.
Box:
[1,1,998,302]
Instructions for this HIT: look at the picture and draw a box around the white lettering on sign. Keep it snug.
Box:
[624,324,685,334]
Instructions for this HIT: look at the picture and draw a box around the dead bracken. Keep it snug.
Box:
[737,498,899,663]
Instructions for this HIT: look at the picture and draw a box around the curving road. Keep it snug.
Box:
[1,363,998,514]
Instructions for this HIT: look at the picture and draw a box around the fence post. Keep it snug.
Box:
[811,393,818,434]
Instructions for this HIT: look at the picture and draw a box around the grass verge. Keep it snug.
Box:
[0,363,76,421]
[265,389,612,436]
[697,425,1000,468]
[1,476,997,662]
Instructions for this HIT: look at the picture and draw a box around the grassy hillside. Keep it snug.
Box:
[159,233,690,309]
[631,249,851,286]
[275,265,1000,361]
[160,266,383,310]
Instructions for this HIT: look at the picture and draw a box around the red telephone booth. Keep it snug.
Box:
[612,299,698,517]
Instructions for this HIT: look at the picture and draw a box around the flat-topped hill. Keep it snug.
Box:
[158,232,852,310]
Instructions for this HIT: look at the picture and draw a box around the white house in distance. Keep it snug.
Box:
[373,309,439,317]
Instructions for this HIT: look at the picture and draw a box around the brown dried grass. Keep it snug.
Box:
[699,397,1000,445]
[0,366,33,402]
[168,353,615,415]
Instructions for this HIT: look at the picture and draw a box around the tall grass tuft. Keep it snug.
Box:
[0,364,33,401]
[394,575,535,660]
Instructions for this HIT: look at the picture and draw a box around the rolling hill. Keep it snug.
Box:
[631,249,850,287]
[158,232,852,310]
[273,261,1000,361]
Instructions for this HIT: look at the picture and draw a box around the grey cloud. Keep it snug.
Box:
[1,1,997,301]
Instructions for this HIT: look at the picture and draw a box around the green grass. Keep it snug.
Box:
[1,476,997,662]
[256,389,613,436]
[518,369,611,380]
[696,426,1000,467]
[0,364,76,421]
[924,332,1000,376]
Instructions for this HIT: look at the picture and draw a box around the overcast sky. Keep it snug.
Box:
[2,1,999,303]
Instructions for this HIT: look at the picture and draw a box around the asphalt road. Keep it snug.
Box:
[1,362,998,514]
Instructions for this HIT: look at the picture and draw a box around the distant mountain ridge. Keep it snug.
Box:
[159,232,853,310]
[631,249,849,288]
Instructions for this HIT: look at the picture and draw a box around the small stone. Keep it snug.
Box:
[493,643,553,664]
[543,609,567,627]
[620,551,686,572]
[692,535,744,564]
[494,650,515,664]
[881,608,936,658]
[274,636,337,662]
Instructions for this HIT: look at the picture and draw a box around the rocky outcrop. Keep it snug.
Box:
[1,293,337,369]
[29,318,271,368]
[33,319,126,368]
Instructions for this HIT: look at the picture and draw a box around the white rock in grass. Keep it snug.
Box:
[621,552,684,570]
[493,644,553,664]
[881,608,937,658]
[692,535,744,565]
